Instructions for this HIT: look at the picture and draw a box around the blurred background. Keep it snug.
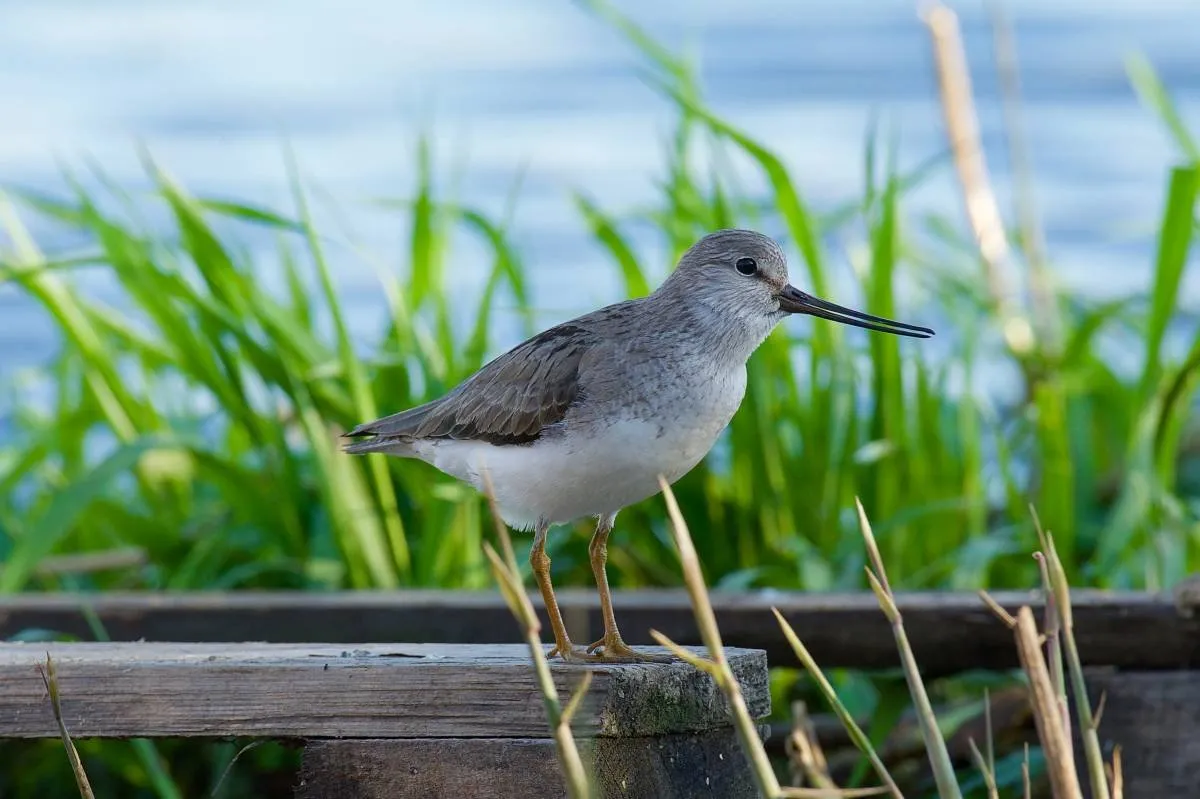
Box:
[4,0,1198,368]
[1,0,1198,796]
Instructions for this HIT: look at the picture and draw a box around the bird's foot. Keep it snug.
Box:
[586,634,673,664]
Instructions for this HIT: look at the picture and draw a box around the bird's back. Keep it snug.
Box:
[342,291,748,506]
[343,296,653,452]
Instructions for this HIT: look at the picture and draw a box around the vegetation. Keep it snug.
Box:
[631,483,1117,799]
[0,1,1197,796]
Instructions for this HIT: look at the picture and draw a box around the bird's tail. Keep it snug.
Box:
[340,435,415,456]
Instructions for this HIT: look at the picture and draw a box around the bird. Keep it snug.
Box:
[343,229,933,662]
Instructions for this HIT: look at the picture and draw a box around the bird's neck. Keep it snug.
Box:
[646,291,781,367]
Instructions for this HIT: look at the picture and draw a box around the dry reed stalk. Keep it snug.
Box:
[209,742,264,799]
[977,591,1016,628]
[966,738,998,799]
[1034,552,1070,737]
[479,470,593,799]
[1108,746,1123,799]
[1012,607,1082,799]
[778,788,893,797]
[37,654,95,799]
[1035,524,1112,799]
[984,514,1121,799]
[772,610,904,799]
[921,1,1034,355]
[33,547,147,577]
[856,499,962,799]
[652,475,782,798]
[986,0,1060,349]
[787,701,837,792]
[1022,744,1032,799]
[652,483,895,799]
[968,686,999,799]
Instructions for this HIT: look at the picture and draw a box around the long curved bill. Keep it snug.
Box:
[778,284,934,339]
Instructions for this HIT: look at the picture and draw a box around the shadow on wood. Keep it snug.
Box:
[1082,669,1200,798]
[299,731,762,799]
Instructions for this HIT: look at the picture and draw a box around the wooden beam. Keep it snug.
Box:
[1084,670,1200,797]
[3,589,1197,675]
[0,642,768,740]
[298,731,760,799]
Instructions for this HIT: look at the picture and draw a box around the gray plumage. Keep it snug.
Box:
[342,228,931,662]
[344,323,597,448]
[344,229,794,457]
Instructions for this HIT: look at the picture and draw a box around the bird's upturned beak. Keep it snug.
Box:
[778,284,934,338]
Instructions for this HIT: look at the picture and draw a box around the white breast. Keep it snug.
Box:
[413,365,747,529]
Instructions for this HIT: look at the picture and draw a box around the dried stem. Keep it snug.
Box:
[1038,527,1112,799]
[38,654,95,799]
[778,788,892,798]
[978,590,1016,628]
[209,742,264,799]
[966,738,998,799]
[983,687,996,789]
[1034,552,1069,736]
[986,0,1060,350]
[1022,744,1032,799]
[656,475,781,798]
[787,701,836,791]
[1108,746,1123,799]
[921,0,1034,355]
[1013,607,1082,799]
[772,610,904,799]
[33,547,147,577]
[480,470,592,799]
[855,498,962,799]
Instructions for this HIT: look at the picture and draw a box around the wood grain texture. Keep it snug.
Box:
[298,730,760,799]
[2,589,1198,675]
[1084,670,1200,798]
[0,643,768,740]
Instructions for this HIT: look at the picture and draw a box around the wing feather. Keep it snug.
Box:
[345,323,597,447]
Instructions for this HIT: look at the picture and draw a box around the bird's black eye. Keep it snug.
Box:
[735,257,758,276]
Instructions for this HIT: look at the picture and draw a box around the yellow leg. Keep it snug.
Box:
[530,519,590,662]
[586,514,671,663]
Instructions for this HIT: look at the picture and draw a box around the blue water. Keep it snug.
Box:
[1,0,1198,384]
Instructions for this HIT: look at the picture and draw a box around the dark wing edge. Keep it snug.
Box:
[343,398,442,439]
[343,323,596,449]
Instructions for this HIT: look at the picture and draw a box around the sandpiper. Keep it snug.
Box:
[344,229,933,662]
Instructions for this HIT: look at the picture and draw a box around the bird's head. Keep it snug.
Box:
[660,229,934,344]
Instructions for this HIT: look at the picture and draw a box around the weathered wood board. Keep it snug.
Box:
[1083,670,1200,798]
[0,642,769,740]
[2,589,1196,675]
[298,731,762,799]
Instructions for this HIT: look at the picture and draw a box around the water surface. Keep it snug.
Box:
[1,0,1198,377]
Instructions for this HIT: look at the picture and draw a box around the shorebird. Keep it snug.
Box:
[344,229,933,662]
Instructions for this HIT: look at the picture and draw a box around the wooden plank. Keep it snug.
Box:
[298,730,760,799]
[298,739,566,799]
[0,642,768,739]
[1084,670,1200,797]
[2,589,1198,675]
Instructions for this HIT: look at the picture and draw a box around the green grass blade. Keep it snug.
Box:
[286,148,409,581]
[0,439,162,592]
[574,193,651,297]
[1127,53,1200,163]
[1139,164,1200,398]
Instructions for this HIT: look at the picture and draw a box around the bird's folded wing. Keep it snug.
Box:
[346,323,599,446]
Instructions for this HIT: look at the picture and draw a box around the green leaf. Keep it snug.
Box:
[0,439,163,592]
[1127,53,1200,163]
[1140,164,1200,398]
